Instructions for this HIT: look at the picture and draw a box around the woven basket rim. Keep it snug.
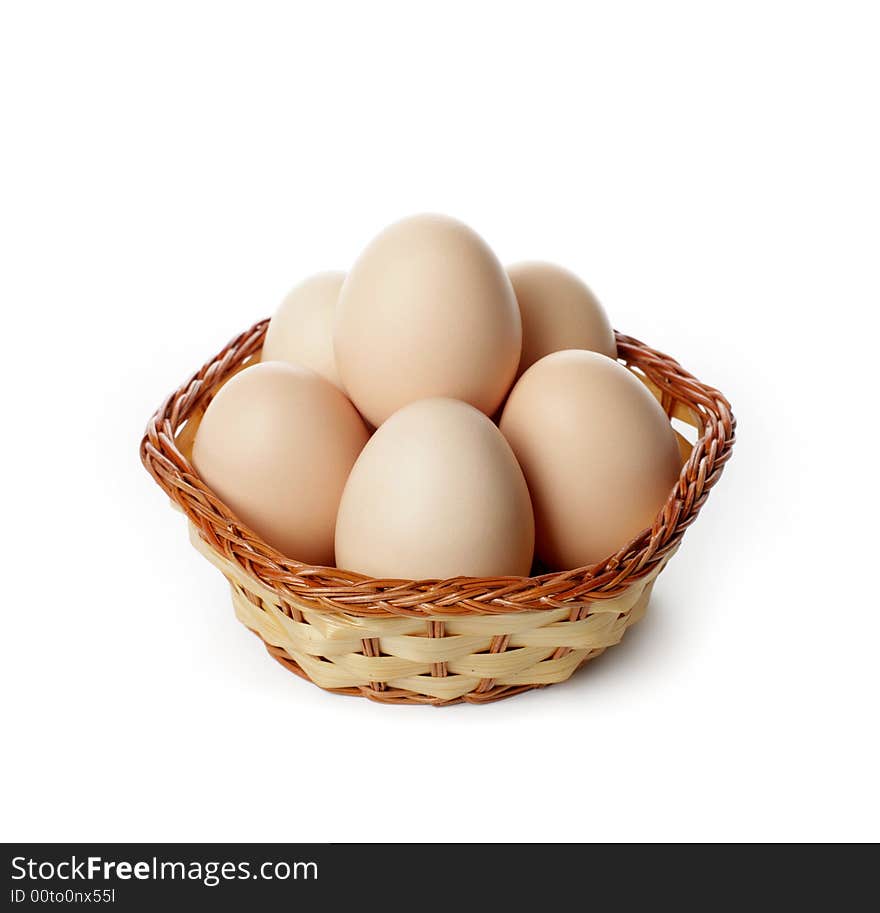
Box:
[140,319,735,618]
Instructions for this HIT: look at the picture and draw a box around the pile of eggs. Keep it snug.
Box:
[192,214,683,580]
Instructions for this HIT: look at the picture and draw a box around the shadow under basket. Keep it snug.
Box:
[141,321,735,705]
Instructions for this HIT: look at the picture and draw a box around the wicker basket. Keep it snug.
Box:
[141,320,735,705]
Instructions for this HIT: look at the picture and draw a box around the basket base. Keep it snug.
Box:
[190,521,666,705]
[259,634,610,705]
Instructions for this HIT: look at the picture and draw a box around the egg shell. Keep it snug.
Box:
[334,214,522,427]
[261,271,346,389]
[499,350,682,570]
[335,397,535,579]
[507,261,617,377]
[192,361,369,565]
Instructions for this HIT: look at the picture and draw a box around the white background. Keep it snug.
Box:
[2,1,878,842]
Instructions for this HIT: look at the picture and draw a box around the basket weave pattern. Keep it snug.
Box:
[141,320,735,704]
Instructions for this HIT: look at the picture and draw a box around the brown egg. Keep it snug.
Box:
[192,361,369,564]
[507,261,617,377]
[335,398,534,579]
[334,214,522,427]
[499,351,682,570]
[261,271,346,389]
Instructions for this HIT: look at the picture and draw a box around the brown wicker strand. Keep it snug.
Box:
[141,321,735,621]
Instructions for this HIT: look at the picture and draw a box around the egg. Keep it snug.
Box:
[192,361,369,564]
[499,350,682,570]
[261,271,345,389]
[507,261,617,376]
[335,398,534,579]
[334,214,522,427]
